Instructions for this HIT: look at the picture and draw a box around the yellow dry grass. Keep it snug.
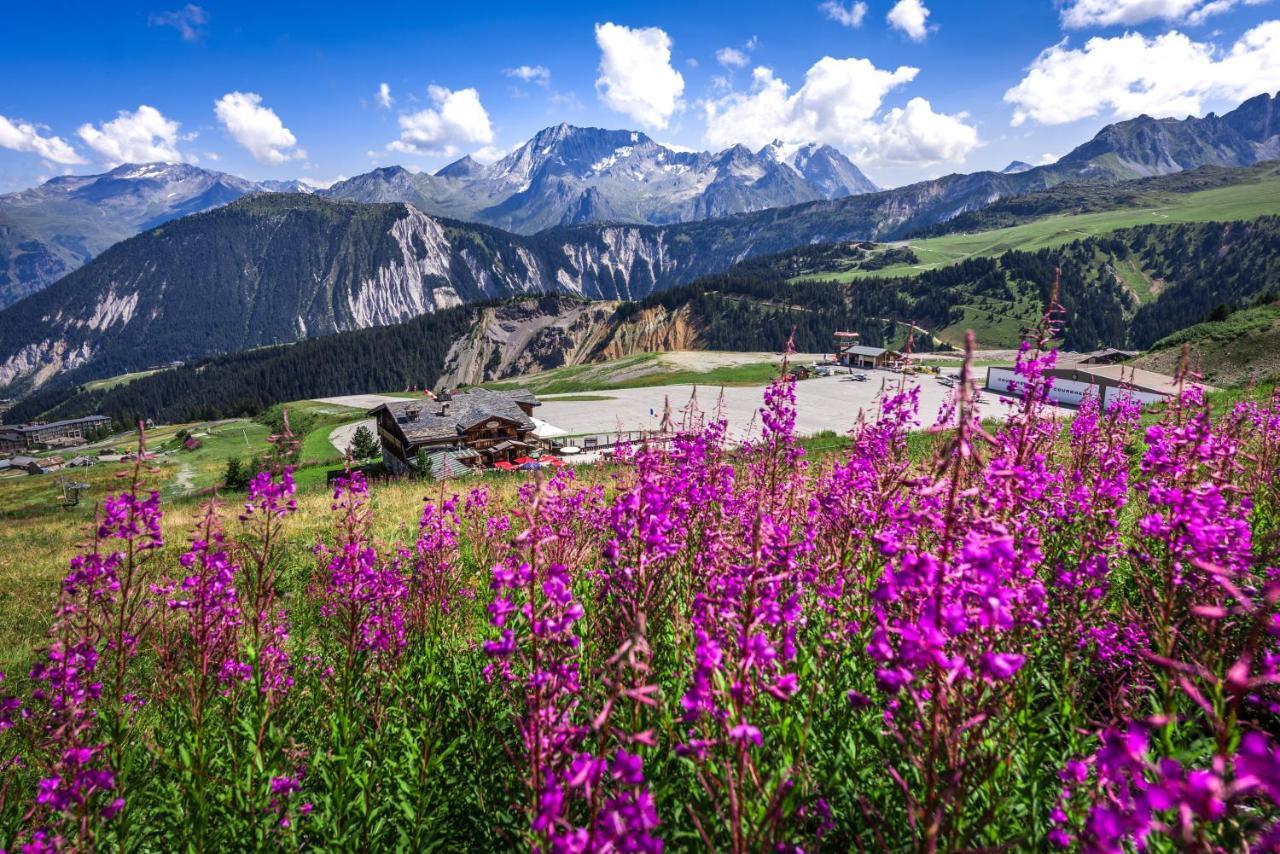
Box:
[0,462,619,673]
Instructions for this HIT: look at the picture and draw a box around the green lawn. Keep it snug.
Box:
[0,399,371,520]
[82,368,169,391]
[798,173,1280,283]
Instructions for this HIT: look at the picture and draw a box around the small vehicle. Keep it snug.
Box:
[847,373,869,382]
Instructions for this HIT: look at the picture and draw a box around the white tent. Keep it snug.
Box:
[530,417,569,440]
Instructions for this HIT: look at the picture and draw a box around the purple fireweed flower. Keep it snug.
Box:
[315,472,408,663]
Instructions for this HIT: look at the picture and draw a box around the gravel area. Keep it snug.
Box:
[313,394,407,410]
[328,418,376,456]
[538,371,1012,442]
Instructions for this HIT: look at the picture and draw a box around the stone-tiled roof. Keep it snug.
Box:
[416,448,478,479]
[373,388,538,445]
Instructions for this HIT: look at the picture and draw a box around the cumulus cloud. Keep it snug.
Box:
[375,82,394,109]
[470,144,510,163]
[504,65,552,86]
[594,22,685,129]
[148,4,208,41]
[716,47,749,68]
[703,57,978,166]
[76,105,189,165]
[1059,0,1268,28]
[214,91,306,165]
[388,85,494,157]
[820,1,869,27]
[1004,21,1280,126]
[0,114,85,165]
[887,0,932,41]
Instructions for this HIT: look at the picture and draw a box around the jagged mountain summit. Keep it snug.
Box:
[1058,91,1280,178]
[321,124,879,233]
[0,162,296,308]
[1000,161,1035,174]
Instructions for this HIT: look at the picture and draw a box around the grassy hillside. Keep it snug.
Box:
[0,399,371,520]
[799,166,1280,282]
[1132,303,1280,386]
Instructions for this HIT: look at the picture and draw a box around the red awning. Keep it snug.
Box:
[513,456,536,464]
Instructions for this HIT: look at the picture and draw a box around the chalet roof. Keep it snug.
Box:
[372,388,538,446]
[415,448,478,479]
[847,345,891,358]
[490,440,534,453]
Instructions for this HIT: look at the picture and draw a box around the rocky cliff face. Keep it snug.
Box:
[0,196,717,392]
[436,297,701,388]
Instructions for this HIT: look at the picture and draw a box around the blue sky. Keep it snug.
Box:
[2,0,1279,192]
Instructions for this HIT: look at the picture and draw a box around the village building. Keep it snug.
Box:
[370,388,542,476]
[0,415,111,453]
[1076,348,1140,365]
[984,364,1201,408]
[0,455,63,475]
[838,345,905,370]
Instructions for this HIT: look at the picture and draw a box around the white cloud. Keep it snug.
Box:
[703,57,978,166]
[388,85,494,157]
[76,105,189,165]
[376,82,394,109]
[470,144,509,163]
[887,0,932,41]
[214,91,306,165]
[820,1,869,27]
[1005,21,1280,126]
[658,140,698,153]
[299,175,343,189]
[504,65,551,86]
[148,4,208,41]
[0,114,85,165]
[1038,152,1060,164]
[594,22,686,129]
[1059,0,1268,28]
[716,47,749,68]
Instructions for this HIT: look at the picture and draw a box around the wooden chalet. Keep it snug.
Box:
[370,388,541,476]
[838,345,904,370]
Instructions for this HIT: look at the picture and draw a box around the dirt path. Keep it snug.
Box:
[173,463,196,495]
[328,419,376,456]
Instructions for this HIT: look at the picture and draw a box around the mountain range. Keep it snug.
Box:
[321,124,879,233]
[0,92,1277,393]
[0,164,317,308]
[0,128,875,309]
[3,91,1274,311]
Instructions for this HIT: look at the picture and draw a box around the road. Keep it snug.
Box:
[328,418,377,456]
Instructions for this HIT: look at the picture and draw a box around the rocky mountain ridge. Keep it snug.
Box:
[321,124,879,234]
[0,163,307,308]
